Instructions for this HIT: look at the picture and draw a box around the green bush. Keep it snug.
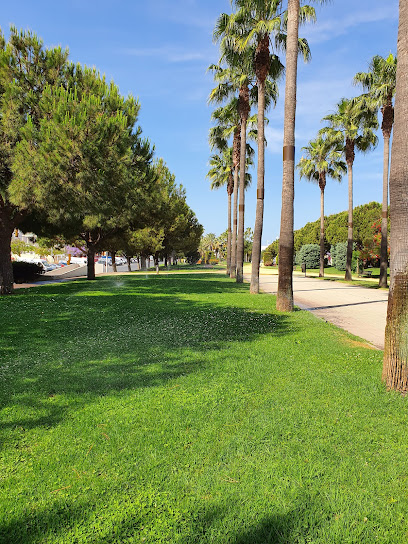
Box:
[12,261,43,283]
[330,242,358,272]
[295,244,320,269]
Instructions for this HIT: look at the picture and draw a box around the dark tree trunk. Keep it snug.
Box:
[379,108,393,288]
[127,256,132,272]
[250,34,270,294]
[155,255,160,274]
[112,251,117,273]
[319,174,326,278]
[86,244,96,280]
[227,180,233,276]
[0,205,17,295]
[140,256,146,270]
[344,138,355,281]
[165,255,168,267]
[382,0,408,393]
[0,221,14,295]
[236,85,250,284]
[231,130,240,278]
[345,159,354,281]
[276,0,299,311]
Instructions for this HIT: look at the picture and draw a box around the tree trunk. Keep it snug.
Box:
[155,255,159,274]
[250,76,266,293]
[319,181,325,278]
[236,89,249,283]
[127,256,132,272]
[227,186,232,275]
[379,132,390,288]
[112,251,117,273]
[230,166,239,278]
[140,256,146,270]
[382,0,408,393]
[0,218,14,295]
[276,0,299,311]
[165,255,168,268]
[86,244,96,280]
[345,161,354,281]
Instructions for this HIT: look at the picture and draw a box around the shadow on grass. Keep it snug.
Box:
[0,274,294,442]
[1,495,329,544]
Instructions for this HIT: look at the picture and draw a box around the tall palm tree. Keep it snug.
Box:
[207,148,234,274]
[276,0,326,311]
[207,148,253,274]
[321,98,378,281]
[382,0,408,393]
[297,135,347,277]
[277,0,301,310]
[209,100,241,278]
[209,34,281,283]
[208,45,255,283]
[227,0,310,295]
[354,54,397,288]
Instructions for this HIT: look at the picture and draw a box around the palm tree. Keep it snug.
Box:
[382,1,408,393]
[276,0,326,310]
[321,97,378,281]
[208,45,255,283]
[207,148,234,274]
[226,0,311,295]
[297,135,346,277]
[354,54,397,288]
[277,0,301,310]
[209,100,241,278]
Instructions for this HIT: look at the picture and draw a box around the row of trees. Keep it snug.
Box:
[298,53,396,285]
[263,201,389,267]
[199,228,253,264]
[206,1,408,393]
[0,28,202,294]
[206,0,316,303]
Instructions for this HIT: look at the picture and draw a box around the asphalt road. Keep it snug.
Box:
[244,272,388,350]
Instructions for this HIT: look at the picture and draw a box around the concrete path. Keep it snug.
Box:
[244,272,388,350]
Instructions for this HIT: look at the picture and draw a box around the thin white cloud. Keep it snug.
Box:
[305,5,398,44]
[265,127,284,154]
[123,46,207,63]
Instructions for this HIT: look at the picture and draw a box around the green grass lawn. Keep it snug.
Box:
[1,274,407,543]
[290,266,390,289]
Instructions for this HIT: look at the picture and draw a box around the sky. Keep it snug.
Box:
[1,0,399,246]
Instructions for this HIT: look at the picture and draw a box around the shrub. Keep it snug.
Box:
[295,244,320,269]
[209,258,219,265]
[331,242,358,272]
[12,261,43,283]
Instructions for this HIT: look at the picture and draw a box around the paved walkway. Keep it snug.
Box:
[244,272,388,350]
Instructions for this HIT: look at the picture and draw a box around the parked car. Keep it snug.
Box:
[98,256,112,265]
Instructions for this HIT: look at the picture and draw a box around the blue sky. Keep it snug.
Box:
[2,0,398,246]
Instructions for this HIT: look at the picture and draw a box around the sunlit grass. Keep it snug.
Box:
[0,274,406,543]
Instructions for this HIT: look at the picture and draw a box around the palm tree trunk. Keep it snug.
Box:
[236,113,248,283]
[276,0,299,311]
[379,132,390,288]
[345,162,353,281]
[382,0,408,393]
[231,166,239,278]
[250,79,266,294]
[319,182,325,278]
[227,188,232,275]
